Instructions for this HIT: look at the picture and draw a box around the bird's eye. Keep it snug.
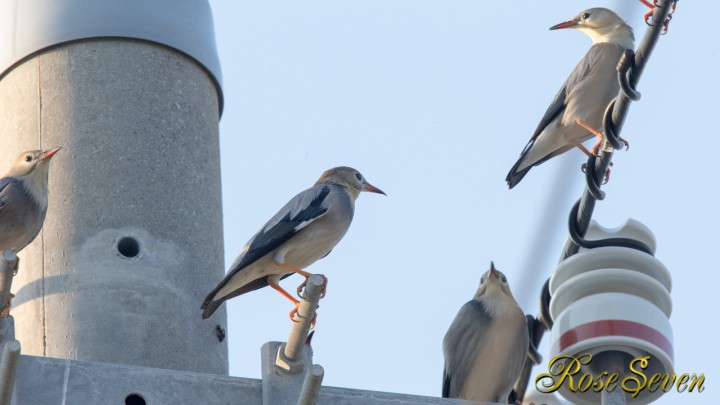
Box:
[355,173,363,181]
[480,276,486,283]
[501,276,507,283]
[24,155,32,162]
[582,12,591,20]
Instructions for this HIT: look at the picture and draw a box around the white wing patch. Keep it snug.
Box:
[294,210,328,232]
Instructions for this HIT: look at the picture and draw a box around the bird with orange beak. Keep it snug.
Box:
[202,166,385,322]
[506,8,634,188]
[0,147,62,254]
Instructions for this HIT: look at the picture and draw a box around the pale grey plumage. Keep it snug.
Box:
[0,148,61,253]
[506,8,634,188]
[202,166,385,319]
[442,263,528,403]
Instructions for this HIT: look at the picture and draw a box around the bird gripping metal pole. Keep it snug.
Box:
[514,1,677,402]
[276,274,325,374]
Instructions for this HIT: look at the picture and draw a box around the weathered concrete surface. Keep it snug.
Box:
[13,354,497,405]
[0,39,228,374]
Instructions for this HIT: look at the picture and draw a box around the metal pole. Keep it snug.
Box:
[0,250,17,318]
[296,364,324,405]
[284,275,325,362]
[594,352,630,405]
[0,340,21,404]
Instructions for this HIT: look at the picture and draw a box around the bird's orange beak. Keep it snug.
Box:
[549,19,578,30]
[40,147,62,160]
[363,182,386,196]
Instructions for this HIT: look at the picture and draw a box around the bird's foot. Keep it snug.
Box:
[288,302,318,329]
[619,136,630,151]
[289,302,300,323]
[576,119,628,155]
[1,293,14,318]
[581,162,613,185]
[590,135,629,156]
[575,119,606,156]
[640,0,677,33]
[296,273,328,299]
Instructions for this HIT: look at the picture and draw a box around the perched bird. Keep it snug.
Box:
[0,148,62,253]
[0,147,62,317]
[202,166,385,320]
[442,263,528,403]
[506,8,634,189]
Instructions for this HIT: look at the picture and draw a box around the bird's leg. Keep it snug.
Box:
[580,161,613,185]
[267,276,302,322]
[575,119,605,156]
[575,119,629,156]
[640,0,677,33]
[1,293,14,318]
[574,138,613,185]
[273,260,328,299]
[571,140,594,158]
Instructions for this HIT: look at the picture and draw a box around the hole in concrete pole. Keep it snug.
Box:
[125,393,146,405]
[117,237,141,258]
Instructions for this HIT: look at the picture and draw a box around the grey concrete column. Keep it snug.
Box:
[0,1,228,375]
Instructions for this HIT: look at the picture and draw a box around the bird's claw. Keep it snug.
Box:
[289,302,301,323]
[296,274,328,299]
[288,303,317,329]
[580,162,613,184]
[620,137,630,151]
[641,0,677,34]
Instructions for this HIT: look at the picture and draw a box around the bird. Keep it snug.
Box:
[0,147,62,317]
[0,148,62,254]
[201,166,385,320]
[442,262,529,403]
[506,8,634,189]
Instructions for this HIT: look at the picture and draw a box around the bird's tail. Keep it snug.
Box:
[505,163,532,189]
[201,298,223,320]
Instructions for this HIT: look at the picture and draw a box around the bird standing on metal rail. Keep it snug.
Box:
[202,166,385,321]
[0,148,62,254]
[442,262,528,403]
[506,8,634,189]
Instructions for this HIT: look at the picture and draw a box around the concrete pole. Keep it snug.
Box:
[0,0,227,374]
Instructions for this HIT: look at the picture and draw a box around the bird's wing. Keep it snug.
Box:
[506,49,595,187]
[0,177,16,219]
[201,184,332,315]
[229,184,332,272]
[442,300,492,398]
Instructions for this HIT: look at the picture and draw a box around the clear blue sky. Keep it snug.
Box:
[208,1,712,403]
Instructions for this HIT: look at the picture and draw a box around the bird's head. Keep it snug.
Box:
[4,147,62,206]
[5,148,62,178]
[550,8,634,48]
[315,166,386,200]
[474,261,516,301]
